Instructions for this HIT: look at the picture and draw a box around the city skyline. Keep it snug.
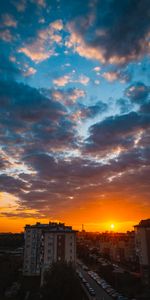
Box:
[0,0,150,233]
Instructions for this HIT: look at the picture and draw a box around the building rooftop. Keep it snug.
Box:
[25,222,78,232]
[134,219,150,228]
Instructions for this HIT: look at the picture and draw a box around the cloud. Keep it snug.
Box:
[65,24,105,63]
[69,89,86,101]
[93,66,101,72]
[102,70,131,83]
[12,0,26,12]
[33,0,46,7]
[0,0,150,221]
[0,175,26,195]
[0,55,21,80]
[1,14,17,27]
[65,0,150,65]
[0,155,10,170]
[86,112,150,154]
[53,75,70,87]
[1,142,149,218]
[52,88,86,103]
[81,101,107,119]
[53,74,90,87]
[0,29,13,42]
[78,75,89,85]
[19,46,54,63]
[116,98,133,114]
[0,80,67,123]
[50,20,63,31]
[71,101,107,122]
[0,97,149,218]
[94,80,100,85]
[18,20,63,63]
[23,67,37,77]
[102,71,118,82]
[0,79,78,164]
[0,211,43,219]
[140,102,150,114]
[125,82,150,103]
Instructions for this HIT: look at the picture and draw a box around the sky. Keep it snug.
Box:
[0,0,150,232]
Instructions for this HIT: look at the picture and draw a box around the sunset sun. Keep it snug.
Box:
[110,223,115,230]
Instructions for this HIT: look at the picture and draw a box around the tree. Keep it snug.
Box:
[41,262,83,300]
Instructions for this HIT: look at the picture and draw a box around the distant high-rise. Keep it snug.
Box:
[23,222,77,277]
[134,219,150,286]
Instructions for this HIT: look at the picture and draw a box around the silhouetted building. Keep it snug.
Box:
[134,219,150,286]
[99,231,136,262]
[23,222,77,277]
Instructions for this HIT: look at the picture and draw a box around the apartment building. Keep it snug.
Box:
[23,222,77,276]
[134,219,150,286]
[99,231,136,263]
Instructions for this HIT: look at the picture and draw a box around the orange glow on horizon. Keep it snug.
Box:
[0,192,150,233]
[0,217,144,233]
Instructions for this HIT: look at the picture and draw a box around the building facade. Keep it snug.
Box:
[98,231,136,263]
[23,222,77,277]
[134,219,150,286]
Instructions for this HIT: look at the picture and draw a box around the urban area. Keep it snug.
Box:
[0,219,150,300]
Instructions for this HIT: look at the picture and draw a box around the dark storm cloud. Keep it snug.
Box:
[0,211,43,219]
[0,80,78,155]
[16,156,113,213]
[12,143,150,214]
[0,0,150,67]
[112,147,150,172]
[0,157,10,170]
[0,55,20,80]
[0,174,26,195]
[1,140,150,217]
[80,101,108,119]
[116,98,133,114]
[0,80,66,121]
[140,102,150,114]
[125,82,150,103]
[32,118,76,147]
[106,164,150,202]
[68,0,150,65]
[1,78,149,217]
[69,101,108,122]
[86,112,150,153]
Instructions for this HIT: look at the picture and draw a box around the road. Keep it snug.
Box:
[77,265,113,300]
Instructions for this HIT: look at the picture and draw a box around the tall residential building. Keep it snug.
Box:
[97,231,136,263]
[134,219,150,286]
[23,222,77,277]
